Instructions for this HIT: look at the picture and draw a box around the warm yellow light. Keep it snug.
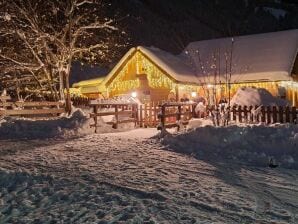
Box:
[131,91,137,98]
[191,92,197,98]
[207,84,213,89]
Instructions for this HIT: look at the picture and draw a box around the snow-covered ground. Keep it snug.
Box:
[0,128,298,223]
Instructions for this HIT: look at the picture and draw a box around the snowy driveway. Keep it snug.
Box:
[0,129,298,223]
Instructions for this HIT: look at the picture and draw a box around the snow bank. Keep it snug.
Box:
[0,109,94,140]
[230,87,289,106]
[0,108,137,140]
[161,124,298,168]
[186,118,214,130]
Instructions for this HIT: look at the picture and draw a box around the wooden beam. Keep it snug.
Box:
[0,109,65,116]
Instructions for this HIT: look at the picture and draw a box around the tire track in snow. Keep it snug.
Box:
[0,129,298,223]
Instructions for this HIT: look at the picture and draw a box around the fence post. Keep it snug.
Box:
[177,105,182,130]
[139,105,143,127]
[278,106,283,123]
[261,106,265,123]
[266,106,271,124]
[232,106,236,121]
[93,105,98,133]
[248,106,253,123]
[192,103,196,118]
[292,107,297,124]
[144,103,148,128]
[243,106,248,122]
[161,104,166,129]
[149,102,152,126]
[272,106,277,123]
[153,102,157,126]
[238,106,242,123]
[285,106,290,123]
[114,105,118,129]
[133,104,138,127]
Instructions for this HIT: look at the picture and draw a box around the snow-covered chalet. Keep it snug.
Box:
[72,29,298,106]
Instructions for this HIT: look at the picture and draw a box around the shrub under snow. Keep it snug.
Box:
[230,87,289,106]
[161,121,298,168]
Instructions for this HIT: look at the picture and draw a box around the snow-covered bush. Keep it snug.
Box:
[230,87,289,107]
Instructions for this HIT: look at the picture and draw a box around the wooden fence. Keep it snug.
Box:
[88,100,298,132]
[158,102,197,130]
[0,99,65,117]
[90,101,138,133]
[139,101,160,127]
[229,106,297,124]
[71,96,92,107]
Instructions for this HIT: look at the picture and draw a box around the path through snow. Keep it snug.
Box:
[0,129,297,223]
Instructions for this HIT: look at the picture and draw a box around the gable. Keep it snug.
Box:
[106,50,178,96]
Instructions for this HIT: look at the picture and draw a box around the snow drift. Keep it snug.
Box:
[161,122,298,168]
[0,109,95,140]
[230,87,289,106]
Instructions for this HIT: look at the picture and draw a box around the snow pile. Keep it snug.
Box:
[161,124,298,168]
[187,118,214,129]
[230,87,289,107]
[0,109,95,140]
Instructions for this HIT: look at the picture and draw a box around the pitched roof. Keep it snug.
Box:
[104,29,298,86]
[73,77,106,88]
[182,29,298,83]
[138,46,200,83]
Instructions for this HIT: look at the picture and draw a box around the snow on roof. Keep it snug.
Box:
[182,29,298,83]
[104,29,298,86]
[72,77,106,88]
[137,46,199,83]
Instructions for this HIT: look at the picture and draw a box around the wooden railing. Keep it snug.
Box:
[139,101,160,127]
[158,102,197,130]
[229,106,297,124]
[0,100,65,117]
[71,96,92,107]
[90,101,138,133]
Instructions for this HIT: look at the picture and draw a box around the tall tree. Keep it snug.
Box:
[0,0,127,108]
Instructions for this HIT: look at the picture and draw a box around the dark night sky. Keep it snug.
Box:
[111,0,298,53]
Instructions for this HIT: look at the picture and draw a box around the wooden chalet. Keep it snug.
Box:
[72,29,298,106]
